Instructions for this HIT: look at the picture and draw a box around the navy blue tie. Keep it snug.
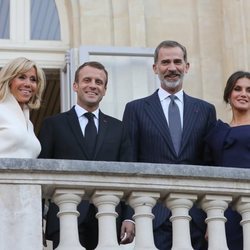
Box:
[84,112,97,158]
[168,95,182,155]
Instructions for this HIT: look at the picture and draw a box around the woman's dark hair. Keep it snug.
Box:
[224,71,250,103]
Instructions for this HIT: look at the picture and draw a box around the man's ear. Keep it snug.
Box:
[185,62,190,73]
[73,82,78,92]
[152,64,158,74]
[103,85,107,96]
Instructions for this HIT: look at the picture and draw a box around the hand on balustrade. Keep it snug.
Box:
[205,228,208,241]
[120,220,135,244]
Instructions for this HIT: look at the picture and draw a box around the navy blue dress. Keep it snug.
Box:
[205,119,250,250]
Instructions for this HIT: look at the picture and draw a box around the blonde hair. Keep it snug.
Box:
[0,57,46,109]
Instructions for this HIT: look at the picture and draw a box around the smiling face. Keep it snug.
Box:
[73,65,107,111]
[9,67,38,109]
[229,77,250,112]
[153,46,190,94]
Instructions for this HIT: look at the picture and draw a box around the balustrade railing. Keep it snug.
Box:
[0,158,250,250]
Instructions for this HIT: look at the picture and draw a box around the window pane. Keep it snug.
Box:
[0,0,10,39]
[30,0,61,40]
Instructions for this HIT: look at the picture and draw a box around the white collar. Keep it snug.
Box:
[74,104,99,119]
[158,86,184,104]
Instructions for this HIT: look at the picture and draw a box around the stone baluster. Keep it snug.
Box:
[0,184,43,250]
[53,189,85,250]
[129,191,160,250]
[92,190,123,250]
[235,196,250,250]
[201,195,232,250]
[166,193,197,250]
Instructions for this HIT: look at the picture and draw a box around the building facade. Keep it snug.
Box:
[1,0,250,130]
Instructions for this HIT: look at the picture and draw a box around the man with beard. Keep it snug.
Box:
[122,40,216,250]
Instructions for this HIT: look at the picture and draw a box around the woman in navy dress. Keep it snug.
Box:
[205,71,250,250]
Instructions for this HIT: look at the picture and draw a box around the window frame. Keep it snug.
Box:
[0,0,69,68]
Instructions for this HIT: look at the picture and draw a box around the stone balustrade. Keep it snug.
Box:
[0,158,250,250]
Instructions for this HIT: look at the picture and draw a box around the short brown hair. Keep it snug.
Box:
[154,40,188,63]
[74,61,108,86]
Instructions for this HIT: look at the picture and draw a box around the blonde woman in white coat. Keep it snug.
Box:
[0,57,46,158]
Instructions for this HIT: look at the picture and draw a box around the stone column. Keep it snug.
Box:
[92,190,123,250]
[53,188,85,250]
[129,191,160,250]
[235,196,250,250]
[166,193,197,250]
[0,184,43,250]
[201,195,232,250]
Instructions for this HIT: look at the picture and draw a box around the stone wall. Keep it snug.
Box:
[58,0,250,121]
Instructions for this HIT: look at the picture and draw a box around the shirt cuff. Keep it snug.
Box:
[123,219,135,224]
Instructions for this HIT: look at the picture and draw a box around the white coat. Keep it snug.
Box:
[0,93,41,158]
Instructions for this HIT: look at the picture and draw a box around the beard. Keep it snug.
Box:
[159,73,184,90]
[161,78,181,89]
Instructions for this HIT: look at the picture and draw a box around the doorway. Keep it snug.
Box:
[31,69,60,135]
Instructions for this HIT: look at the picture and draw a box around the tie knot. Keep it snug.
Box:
[169,95,177,102]
[84,112,95,121]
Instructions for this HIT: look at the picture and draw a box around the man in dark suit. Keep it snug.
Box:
[39,61,135,249]
[122,40,217,250]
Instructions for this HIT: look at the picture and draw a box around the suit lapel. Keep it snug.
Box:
[144,91,176,155]
[180,93,199,154]
[66,107,89,158]
[143,92,203,156]
[93,111,108,158]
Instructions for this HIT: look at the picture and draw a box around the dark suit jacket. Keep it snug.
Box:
[123,90,216,166]
[122,90,216,248]
[39,107,133,238]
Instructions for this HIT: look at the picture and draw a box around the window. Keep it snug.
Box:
[0,0,68,69]
[0,0,10,39]
[30,0,60,40]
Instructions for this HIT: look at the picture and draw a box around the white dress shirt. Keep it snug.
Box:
[74,104,99,136]
[158,86,184,128]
